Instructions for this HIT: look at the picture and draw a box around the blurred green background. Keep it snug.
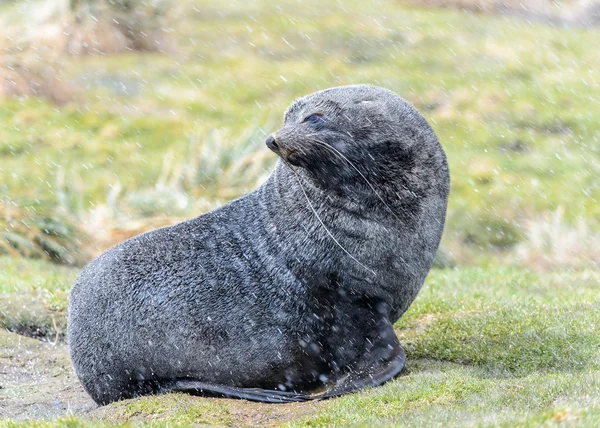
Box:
[1,0,599,425]
[1,0,598,270]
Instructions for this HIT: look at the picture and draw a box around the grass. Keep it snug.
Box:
[0,0,598,268]
[0,256,77,341]
[1,257,600,426]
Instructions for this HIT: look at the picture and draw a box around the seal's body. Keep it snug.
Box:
[69,85,450,404]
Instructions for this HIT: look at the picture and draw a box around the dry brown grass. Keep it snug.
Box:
[64,5,175,55]
[0,201,88,265]
[0,0,174,58]
[78,204,180,257]
[400,0,550,13]
[73,127,273,257]
[0,43,78,105]
[516,207,600,271]
[399,0,600,27]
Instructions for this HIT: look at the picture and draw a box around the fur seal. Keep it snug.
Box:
[68,84,450,405]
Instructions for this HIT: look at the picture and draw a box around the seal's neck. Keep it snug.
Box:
[262,162,358,219]
[263,161,420,227]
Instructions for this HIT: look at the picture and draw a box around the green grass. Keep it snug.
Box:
[0,256,77,340]
[1,258,600,426]
[1,0,599,265]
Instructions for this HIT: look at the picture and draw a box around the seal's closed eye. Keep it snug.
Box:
[303,113,324,124]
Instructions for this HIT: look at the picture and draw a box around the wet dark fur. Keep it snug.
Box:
[68,85,450,405]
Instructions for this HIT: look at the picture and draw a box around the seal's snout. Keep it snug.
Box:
[266,132,295,157]
[266,134,279,151]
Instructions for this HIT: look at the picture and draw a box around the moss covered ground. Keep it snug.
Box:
[1,257,599,426]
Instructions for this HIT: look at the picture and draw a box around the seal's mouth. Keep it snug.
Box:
[285,150,301,166]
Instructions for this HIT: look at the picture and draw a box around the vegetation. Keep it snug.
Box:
[1,257,599,425]
[1,0,598,269]
[0,0,598,425]
[66,0,173,54]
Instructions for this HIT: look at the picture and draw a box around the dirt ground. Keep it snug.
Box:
[0,330,95,420]
[0,329,320,425]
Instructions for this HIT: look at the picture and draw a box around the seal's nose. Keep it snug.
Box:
[266,134,279,151]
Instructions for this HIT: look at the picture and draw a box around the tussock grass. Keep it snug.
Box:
[517,207,600,271]
[74,125,276,258]
[0,0,174,105]
[0,44,77,105]
[398,0,600,28]
[0,0,174,56]
[65,0,175,55]
[0,200,87,266]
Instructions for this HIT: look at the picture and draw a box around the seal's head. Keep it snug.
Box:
[266,84,448,205]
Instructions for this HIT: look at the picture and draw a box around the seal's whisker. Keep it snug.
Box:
[306,134,419,223]
[285,161,376,276]
[310,138,402,223]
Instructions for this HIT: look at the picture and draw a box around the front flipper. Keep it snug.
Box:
[315,317,405,399]
[161,379,311,403]
[159,305,404,403]
[158,322,404,404]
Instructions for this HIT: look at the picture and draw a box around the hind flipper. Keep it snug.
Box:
[316,318,405,399]
[161,379,310,403]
